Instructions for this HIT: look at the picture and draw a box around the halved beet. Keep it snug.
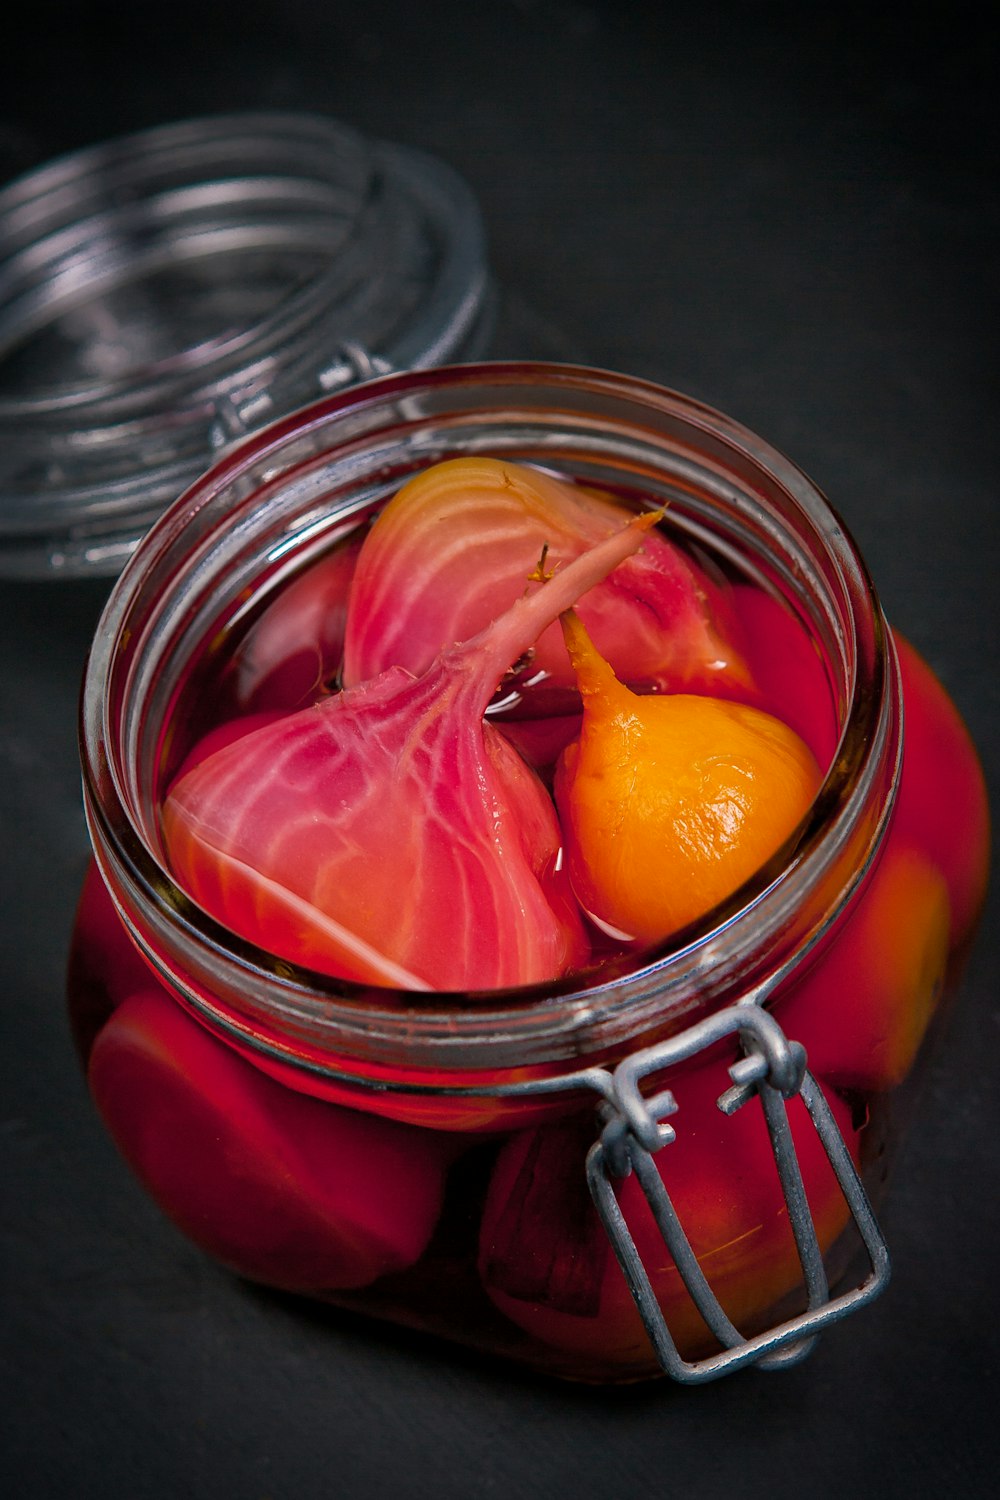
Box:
[88,988,451,1292]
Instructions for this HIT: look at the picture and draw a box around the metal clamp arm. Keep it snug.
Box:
[587,1004,891,1384]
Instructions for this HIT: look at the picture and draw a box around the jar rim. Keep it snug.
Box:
[80,360,901,1085]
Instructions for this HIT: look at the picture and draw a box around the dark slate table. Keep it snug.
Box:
[2,4,996,1497]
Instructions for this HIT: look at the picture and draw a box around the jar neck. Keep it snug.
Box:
[81,361,902,1087]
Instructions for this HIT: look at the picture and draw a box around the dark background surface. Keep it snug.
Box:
[1,3,997,1497]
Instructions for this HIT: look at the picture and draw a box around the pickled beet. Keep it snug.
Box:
[222,534,364,715]
[343,457,750,715]
[778,846,949,1092]
[67,862,157,1064]
[555,610,821,945]
[892,633,990,947]
[479,1062,860,1366]
[89,989,451,1291]
[162,514,656,990]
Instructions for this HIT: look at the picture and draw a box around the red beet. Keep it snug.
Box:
[89,988,450,1291]
[343,457,750,715]
[222,533,364,714]
[162,513,657,991]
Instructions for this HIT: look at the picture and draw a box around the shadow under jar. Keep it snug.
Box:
[70,363,989,1385]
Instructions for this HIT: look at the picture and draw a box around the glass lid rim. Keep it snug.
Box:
[0,112,489,418]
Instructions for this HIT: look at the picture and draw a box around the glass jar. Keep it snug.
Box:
[70,362,989,1385]
[0,112,493,577]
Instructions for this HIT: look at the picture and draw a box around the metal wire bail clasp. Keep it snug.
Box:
[587,1004,891,1384]
[209,341,397,455]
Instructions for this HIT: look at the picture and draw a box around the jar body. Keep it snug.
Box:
[71,364,989,1382]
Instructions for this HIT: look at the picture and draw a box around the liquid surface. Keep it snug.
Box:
[156,459,840,993]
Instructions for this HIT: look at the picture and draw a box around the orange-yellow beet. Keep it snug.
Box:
[555,612,822,944]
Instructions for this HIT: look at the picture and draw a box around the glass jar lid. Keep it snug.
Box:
[0,111,493,577]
